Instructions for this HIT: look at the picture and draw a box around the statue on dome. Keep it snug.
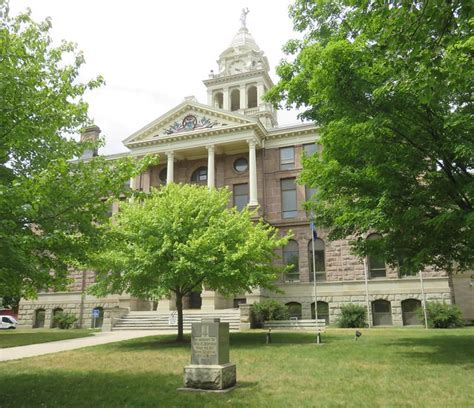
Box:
[240,8,249,28]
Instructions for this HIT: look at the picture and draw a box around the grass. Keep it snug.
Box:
[0,328,472,407]
[0,328,95,348]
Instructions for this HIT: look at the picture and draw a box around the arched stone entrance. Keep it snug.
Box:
[402,299,422,326]
[372,299,393,326]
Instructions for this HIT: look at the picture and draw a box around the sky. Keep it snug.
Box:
[10,0,303,155]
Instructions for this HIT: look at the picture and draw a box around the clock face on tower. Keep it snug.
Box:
[229,60,245,74]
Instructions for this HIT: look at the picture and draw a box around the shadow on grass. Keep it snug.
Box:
[109,331,325,353]
[393,333,474,366]
[0,370,255,408]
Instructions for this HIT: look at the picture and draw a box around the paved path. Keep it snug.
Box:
[0,330,180,362]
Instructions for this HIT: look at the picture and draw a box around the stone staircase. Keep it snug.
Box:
[112,309,241,331]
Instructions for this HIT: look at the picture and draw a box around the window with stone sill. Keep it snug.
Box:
[283,239,299,281]
[305,185,317,201]
[303,143,322,157]
[311,301,330,324]
[280,146,295,170]
[286,302,302,319]
[281,178,297,219]
[308,238,326,281]
[367,233,387,278]
[233,183,249,211]
[190,167,208,184]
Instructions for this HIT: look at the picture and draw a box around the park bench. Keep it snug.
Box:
[263,318,326,334]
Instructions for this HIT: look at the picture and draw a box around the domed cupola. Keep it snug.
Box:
[203,8,277,129]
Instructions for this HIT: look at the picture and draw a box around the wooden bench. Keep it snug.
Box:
[263,319,326,334]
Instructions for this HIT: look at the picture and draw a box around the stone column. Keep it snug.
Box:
[206,145,215,189]
[247,139,259,206]
[223,88,229,110]
[142,169,151,193]
[240,84,247,110]
[257,83,265,106]
[166,151,174,184]
[201,289,216,311]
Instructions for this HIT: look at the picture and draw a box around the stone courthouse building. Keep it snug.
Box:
[19,16,472,329]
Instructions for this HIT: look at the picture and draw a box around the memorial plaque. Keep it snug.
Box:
[182,318,236,391]
[191,318,229,365]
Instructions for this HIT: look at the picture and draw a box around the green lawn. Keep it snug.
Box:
[0,328,95,348]
[0,328,472,407]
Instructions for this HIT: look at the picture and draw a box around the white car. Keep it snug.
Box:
[0,315,18,329]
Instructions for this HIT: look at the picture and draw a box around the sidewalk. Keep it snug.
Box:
[0,330,178,362]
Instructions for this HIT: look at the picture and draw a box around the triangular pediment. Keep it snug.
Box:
[123,99,257,147]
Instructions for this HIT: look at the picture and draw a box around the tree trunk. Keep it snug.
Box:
[175,292,184,342]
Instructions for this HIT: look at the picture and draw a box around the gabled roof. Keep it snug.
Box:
[123,98,265,148]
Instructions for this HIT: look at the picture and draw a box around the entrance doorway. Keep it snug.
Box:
[188,291,202,309]
[402,299,422,326]
[372,299,393,326]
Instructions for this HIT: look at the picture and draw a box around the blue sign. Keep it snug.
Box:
[92,309,100,318]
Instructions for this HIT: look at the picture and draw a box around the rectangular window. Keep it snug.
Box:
[305,185,317,201]
[303,143,321,156]
[233,183,249,211]
[281,178,297,219]
[280,147,295,170]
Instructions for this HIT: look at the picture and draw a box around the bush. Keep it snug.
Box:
[251,300,289,325]
[337,304,367,328]
[53,312,78,329]
[419,303,464,328]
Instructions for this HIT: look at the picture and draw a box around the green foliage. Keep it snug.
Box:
[266,0,473,274]
[1,296,20,312]
[53,312,78,330]
[419,303,464,328]
[337,304,367,328]
[0,4,154,299]
[251,300,289,324]
[90,184,289,339]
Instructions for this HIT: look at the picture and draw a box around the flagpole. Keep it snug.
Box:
[310,217,320,344]
[419,271,428,329]
[363,258,372,328]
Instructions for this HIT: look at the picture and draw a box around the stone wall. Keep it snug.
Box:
[18,294,121,328]
[265,277,452,326]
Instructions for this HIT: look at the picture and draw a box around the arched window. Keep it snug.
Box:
[230,89,240,111]
[159,168,167,184]
[51,308,63,328]
[367,233,386,278]
[91,307,104,328]
[311,301,329,324]
[286,302,302,320]
[401,299,422,326]
[33,308,46,329]
[283,240,299,281]
[308,238,326,281]
[214,92,223,109]
[190,167,208,184]
[247,86,257,108]
[372,299,392,326]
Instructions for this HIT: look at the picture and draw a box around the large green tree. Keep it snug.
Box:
[267,0,473,274]
[90,184,289,341]
[0,4,150,300]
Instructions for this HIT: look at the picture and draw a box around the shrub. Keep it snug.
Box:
[53,312,78,329]
[419,303,464,328]
[337,304,367,328]
[251,300,289,325]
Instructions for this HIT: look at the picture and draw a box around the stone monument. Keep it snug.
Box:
[182,318,236,391]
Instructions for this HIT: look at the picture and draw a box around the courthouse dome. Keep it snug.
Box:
[228,27,260,52]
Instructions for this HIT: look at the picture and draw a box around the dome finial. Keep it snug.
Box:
[240,7,249,28]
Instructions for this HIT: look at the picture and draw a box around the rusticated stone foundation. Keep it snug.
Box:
[183,363,236,390]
